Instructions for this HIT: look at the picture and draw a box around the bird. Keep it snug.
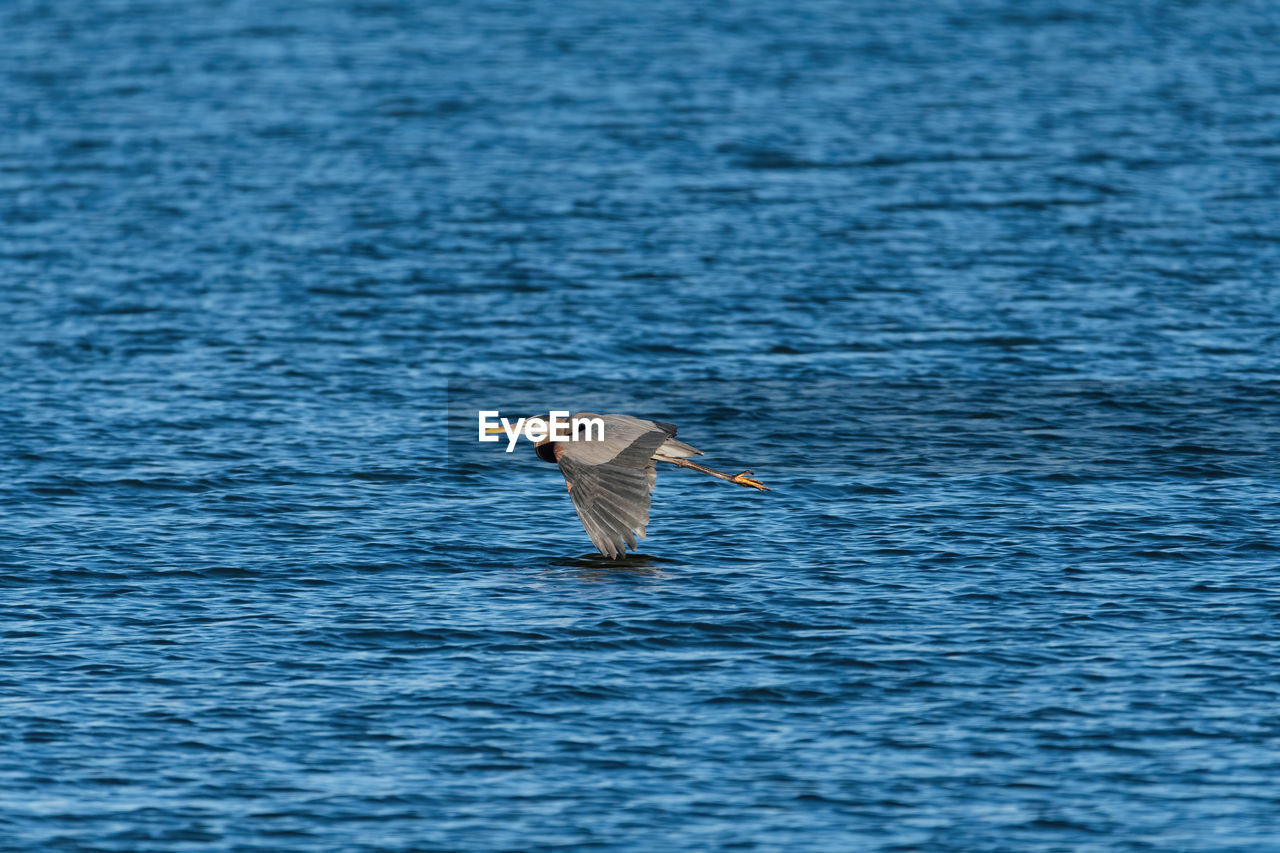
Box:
[485,413,768,559]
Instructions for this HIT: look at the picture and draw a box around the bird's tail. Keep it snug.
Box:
[655,438,702,459]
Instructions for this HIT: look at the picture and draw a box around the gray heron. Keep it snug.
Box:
[485,412,768,558]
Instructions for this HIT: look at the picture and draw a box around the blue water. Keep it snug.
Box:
[5,0,1280,850]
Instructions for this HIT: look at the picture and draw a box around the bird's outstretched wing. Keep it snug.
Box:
[556,414,676,558]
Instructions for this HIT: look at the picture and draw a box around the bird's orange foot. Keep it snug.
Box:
[733,470,769,491]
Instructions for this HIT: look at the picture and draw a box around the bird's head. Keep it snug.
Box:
[484,414,560,462]
[483,414,551,441]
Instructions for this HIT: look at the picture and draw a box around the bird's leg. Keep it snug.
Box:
[660,457,769,491]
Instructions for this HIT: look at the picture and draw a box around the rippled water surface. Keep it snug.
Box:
[5,0,1280,850]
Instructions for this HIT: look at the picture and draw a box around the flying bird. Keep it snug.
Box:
[486,413,768,558]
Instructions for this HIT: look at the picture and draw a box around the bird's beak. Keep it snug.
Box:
[484,425,507,435]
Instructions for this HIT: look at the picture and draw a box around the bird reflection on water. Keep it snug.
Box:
[545,552,674,581]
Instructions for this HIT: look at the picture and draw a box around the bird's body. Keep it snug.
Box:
[487,412,767,559]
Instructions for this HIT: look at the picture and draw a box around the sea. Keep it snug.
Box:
[4,0,1280,850]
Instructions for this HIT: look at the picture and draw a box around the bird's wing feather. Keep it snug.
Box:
[557,415,675,558]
